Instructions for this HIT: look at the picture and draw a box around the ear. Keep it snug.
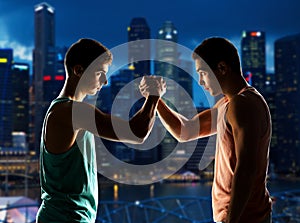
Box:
[73,65,84,77]
[217,61,228,75]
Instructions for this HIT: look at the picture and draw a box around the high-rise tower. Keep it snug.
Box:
[155,21,179,106]
[241,31,266,93]
[128,17,151,77]
[155,21,183,160]
[0,49,13,147]
[11,63,30,134]
[274,33,300,174]
[33,2,55,150]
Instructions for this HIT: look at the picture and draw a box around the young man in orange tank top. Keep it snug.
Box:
[140,37,272,223]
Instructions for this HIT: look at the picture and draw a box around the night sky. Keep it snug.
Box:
[1,0,300,73]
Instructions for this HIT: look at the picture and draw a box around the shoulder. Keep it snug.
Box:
[49,100,97,116]
[46,100,95,124]
[46,100,73,128]
[226,93,259,126]
[47,100,73,118]
[213,96,227,109]
[228,94,252,111]
[227,90,270,134]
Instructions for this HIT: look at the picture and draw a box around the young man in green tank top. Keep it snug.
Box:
[36,38,166,222]
[140,37,272,223]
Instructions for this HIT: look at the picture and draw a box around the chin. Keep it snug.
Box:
[210,91,222,97]
[88,90,98,96]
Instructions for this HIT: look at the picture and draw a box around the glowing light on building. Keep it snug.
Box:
[12,64,29,70]
[0,58,8,63]
[43,75,51,81]
[165,33,172,39]
[245,71,253,85]
[250,31,261,37]
[35,3,54,14]
[34,5,43,12]
[47,7,54,14]
[55,75,64,81]
[128,64,135,70]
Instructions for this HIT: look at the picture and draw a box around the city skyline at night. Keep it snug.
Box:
[0,0,300,74]
[1,2,300,222]
[0,1,300,175]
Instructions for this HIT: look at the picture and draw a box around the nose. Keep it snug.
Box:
[100,73,108,85]
[199,75,205,86]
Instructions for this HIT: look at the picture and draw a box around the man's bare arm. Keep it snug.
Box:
[156,98,218,142]
[73,77,166,144]
[73,95,160,144]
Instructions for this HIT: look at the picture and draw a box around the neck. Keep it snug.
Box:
[222,75,248,100]
[58,76,86,102]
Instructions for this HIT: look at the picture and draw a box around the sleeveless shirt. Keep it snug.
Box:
[212,86,272,222]
[37,98,98,223]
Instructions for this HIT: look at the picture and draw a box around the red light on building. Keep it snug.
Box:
[43,75,51,81]
[250,31,261,37]
[245,71,252,85]
[55,75,65,81]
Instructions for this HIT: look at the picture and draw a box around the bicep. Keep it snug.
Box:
[95,111,141,142]
[72,102,115,139]
[73,102,141,142]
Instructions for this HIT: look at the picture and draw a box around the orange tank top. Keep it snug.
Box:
[212,86,272,222]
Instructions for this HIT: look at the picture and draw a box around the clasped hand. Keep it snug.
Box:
[139,75,166,98]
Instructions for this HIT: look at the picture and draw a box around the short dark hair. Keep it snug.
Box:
[65,38,113,75]
[192,37,241,74]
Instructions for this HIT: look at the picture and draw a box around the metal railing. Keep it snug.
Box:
[0,190,299,223]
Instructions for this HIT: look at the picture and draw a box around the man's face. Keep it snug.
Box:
[194,58,222,97]
[81,62,109,95]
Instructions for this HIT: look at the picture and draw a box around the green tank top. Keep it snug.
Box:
[37,98,98,223]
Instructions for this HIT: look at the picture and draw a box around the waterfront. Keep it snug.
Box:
[100,178,300,201]
[1,177,300,222]
[97,178,300,222]
[1,177,300,204]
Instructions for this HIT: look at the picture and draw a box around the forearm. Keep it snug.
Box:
[129,95,160,141]
[226,167,255,223]
[157,98,188,141]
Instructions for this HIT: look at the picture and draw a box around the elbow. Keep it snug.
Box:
[176,125,193,143]
[131,129,149,144]
[166,131,191,143]
[119,136,145,145]
[131,137,146,144]
[136,135,147,144]
[177,135,190,143]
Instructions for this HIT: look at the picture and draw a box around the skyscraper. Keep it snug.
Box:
[0,49,13,147]
[128,17,151,78]
[274,33,300,174]
[155,21,179,82]
[155,21,179,105]
[263,73,277,173]
[177,59,193,102]
[108,69,135,162]
[155,21,181,159]
[241,31,266,93]
[127,18,151,118]
[11,63,30,134]
[43,47,67,103]
[33,2,55,150]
